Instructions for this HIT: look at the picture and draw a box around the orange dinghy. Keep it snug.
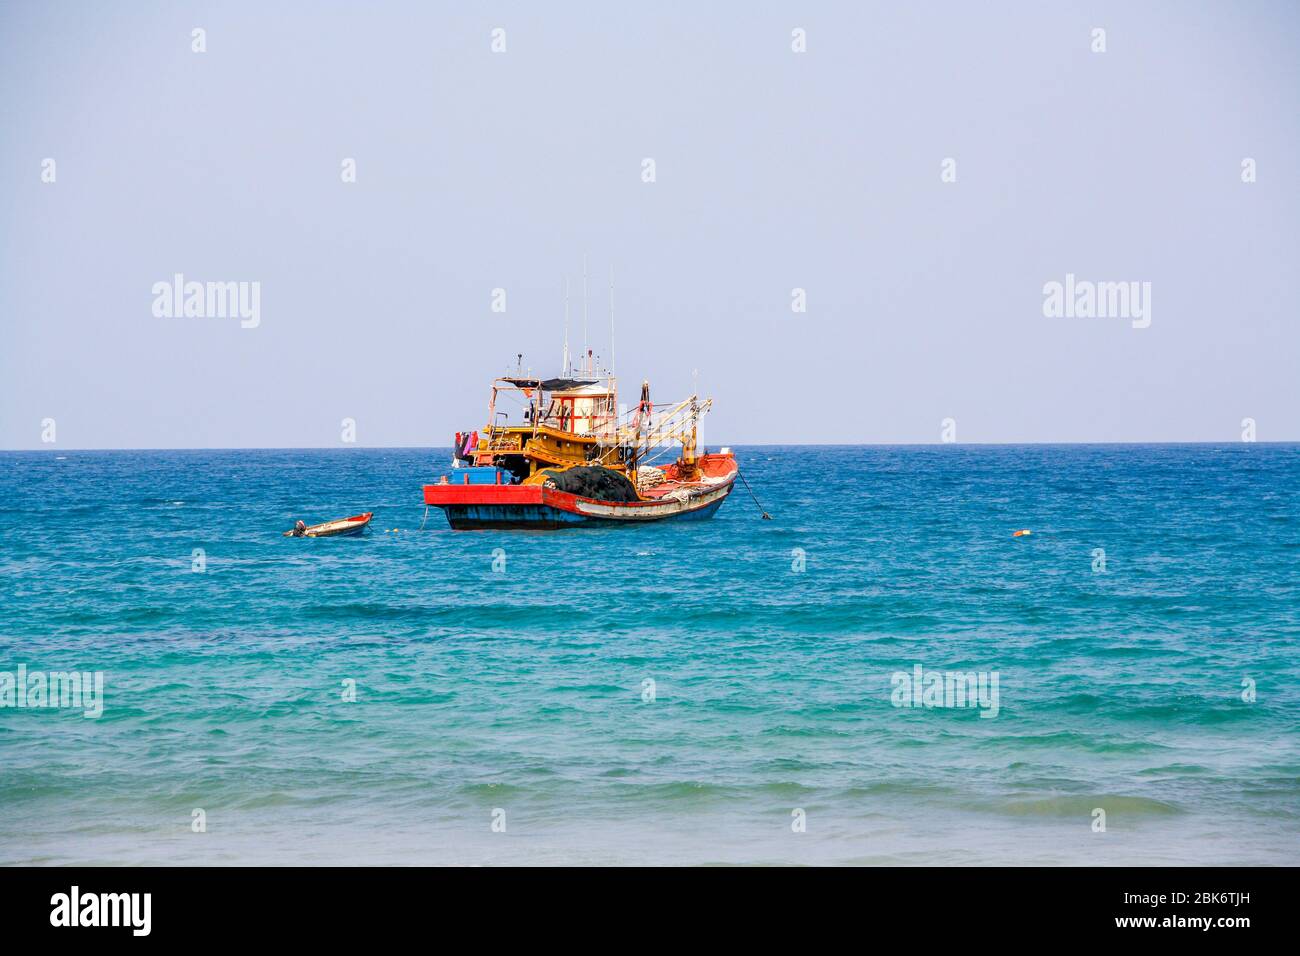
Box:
[284,512,373,537]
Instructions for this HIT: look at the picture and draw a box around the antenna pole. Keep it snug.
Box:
[582,254,589,374]
[608,263,615,377]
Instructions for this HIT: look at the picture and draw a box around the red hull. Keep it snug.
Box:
[423,453,737,529]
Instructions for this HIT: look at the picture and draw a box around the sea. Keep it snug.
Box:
[0,445,1296,865]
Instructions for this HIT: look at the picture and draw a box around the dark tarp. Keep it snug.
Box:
[502,376,601,391]
[538,466,640,502]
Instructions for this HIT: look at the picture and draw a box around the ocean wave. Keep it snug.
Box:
[994,794,1183,818]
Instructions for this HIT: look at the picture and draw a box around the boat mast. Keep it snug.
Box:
[608,263,616,435]
[562,275,571,376]
[681,395,699,477]
[582,254,589,375]
[684,369,700,476]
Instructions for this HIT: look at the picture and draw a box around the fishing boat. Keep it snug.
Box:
[423,267,737,530]
[424,370,735,529]
[284,512,373,537]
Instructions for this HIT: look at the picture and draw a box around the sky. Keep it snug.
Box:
[1,1,1297,448]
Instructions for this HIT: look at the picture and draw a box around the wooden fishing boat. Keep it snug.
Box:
[284,512,373,537]
[423,331,737,530]
[426,453,737,529]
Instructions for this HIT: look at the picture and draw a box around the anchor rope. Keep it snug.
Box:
[737,471,772,520]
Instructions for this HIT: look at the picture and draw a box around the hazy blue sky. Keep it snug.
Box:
[2,1,1297,447]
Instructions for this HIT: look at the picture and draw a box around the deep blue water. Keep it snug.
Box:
[1,445,1297,865]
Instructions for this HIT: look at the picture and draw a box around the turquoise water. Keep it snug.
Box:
[1,445,1297,865]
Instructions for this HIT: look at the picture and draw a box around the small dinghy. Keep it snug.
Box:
[284,512,373,538]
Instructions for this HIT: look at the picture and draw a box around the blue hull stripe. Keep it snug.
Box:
[442,497,725,530]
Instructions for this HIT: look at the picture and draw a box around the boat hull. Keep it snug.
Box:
[312,523,369,537]
[285,512,373,537]
[423,471,735,530]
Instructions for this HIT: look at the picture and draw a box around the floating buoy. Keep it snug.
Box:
[1013,529,1032,537]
